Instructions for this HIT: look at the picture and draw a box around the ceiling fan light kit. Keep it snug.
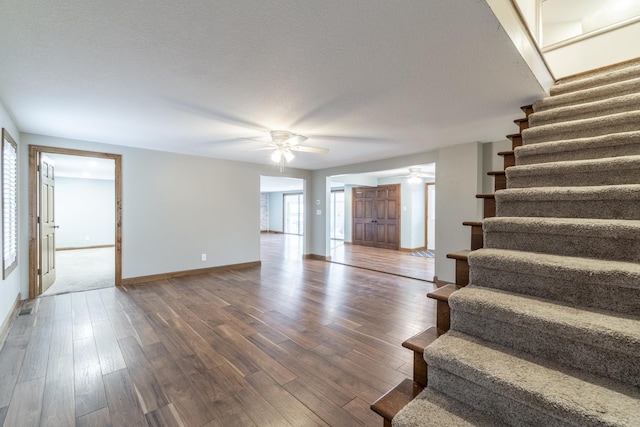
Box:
[406,166,431,185]
[265,130,328,171]
[407,175,423,185]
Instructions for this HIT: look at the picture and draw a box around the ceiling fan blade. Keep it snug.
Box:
[310,135,388,143]
[243,137,275,145]
[286,134,308,146]
[290,145,329,154]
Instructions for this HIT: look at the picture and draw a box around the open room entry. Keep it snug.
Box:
[328,164,436,282]
[28,146,122,298]
[260,175,306,260]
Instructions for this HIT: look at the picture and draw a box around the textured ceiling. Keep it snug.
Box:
[0,0,546,170]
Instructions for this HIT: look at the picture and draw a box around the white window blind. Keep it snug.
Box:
[2,129,17,278]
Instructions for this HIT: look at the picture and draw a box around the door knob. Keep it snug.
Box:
[53,225,60,229]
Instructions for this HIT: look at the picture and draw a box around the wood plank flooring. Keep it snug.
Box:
[0,234,437,426]
[330,241,435,283]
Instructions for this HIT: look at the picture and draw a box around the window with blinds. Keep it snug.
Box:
[2,129,17,279]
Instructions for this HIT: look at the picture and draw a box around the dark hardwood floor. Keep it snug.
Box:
[330,241,435,283]
[0,234,437,426]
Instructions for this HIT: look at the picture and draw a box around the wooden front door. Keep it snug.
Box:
[353,187,376,246]
[352,184,400,250]
[39,156,56,293]
[374,185,400,249]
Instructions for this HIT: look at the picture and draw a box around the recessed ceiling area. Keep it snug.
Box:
[0,1,546,171]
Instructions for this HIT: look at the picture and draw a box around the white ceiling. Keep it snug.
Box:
[0,1,545,171]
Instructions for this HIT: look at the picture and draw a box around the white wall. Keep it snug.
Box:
[410,181,426,249]
[482,139,512,194]
[545,21,640,78]
[514,0,539,43]
[260,193,269,231]
[0,102,21,331]
[19,133,311,297]
[487,0,555,90]
[434,142,483,282]
[268,192,284,232]
[56,177,115,248]
[343,185,354,243]
[427,184,436,250]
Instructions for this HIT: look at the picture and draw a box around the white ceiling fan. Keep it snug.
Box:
[404,167,433,184]
[255,130,329,171]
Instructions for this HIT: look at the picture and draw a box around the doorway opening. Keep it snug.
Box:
[328,164,436,282]
[28,146,122,299]
[259,175,305,260]
[330,189,345,241]
[283,193,304,235]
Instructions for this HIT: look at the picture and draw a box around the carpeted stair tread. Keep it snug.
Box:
[425,331,640,427]
[550,60,640,96]
[384,59,640,426]
[515,130,640,165]
[495,184,640,219]
[468,248,640,315]
[506,155,640,188]
[536,76,640,111]
[521,110,640,145]
[449,286,640,386]
[528,92,640,127]
[392,388,503,427]
[483,217,640,262]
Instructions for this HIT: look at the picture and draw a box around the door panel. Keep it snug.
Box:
[352,188,376,246]
[40,156,56,293]
[352,184,400,250]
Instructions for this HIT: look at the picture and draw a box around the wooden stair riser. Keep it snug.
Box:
[455,259,469,286]
[491,172,506,191]
[476,195,496,218]
[427,285,460,335]
[463,222,483,251]
[498,151,516,168]
[436,300,451,335]
[507,133,523,150]
[402,327,438,387]
[514,118,529,132]
[521,105,534,117]
[412,352,428,387]
[470,226,483,250]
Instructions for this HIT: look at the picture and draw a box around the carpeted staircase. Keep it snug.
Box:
[392,60,640,426]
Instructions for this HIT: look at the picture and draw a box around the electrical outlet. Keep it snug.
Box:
[201,254,207,261]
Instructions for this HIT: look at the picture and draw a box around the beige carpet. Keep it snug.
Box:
[41,247,115,296]
[394,58,640,426]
